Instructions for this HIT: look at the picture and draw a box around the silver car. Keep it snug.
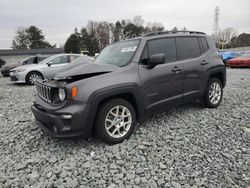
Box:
[9,54,91,84]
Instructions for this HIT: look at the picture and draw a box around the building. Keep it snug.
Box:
[0,48,64,65]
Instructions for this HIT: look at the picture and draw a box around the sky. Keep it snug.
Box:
[0,0,250,49]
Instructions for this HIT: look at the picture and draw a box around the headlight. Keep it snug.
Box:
[58,88,66,102]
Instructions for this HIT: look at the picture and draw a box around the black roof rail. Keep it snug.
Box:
[143,30,206,37]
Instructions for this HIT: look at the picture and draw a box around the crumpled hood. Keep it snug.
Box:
[54,63,119,81]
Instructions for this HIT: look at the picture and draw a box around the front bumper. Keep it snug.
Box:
[9,72,26,83]
[31,98,93,138]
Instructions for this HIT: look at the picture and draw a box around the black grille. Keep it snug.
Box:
[35,82,52,102]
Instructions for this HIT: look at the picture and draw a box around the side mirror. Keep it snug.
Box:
[149,54,165,66]
[47,62,52,67]
[94,53,99,58]
[23,61,27,65]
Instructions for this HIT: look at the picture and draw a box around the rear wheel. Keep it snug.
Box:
[202,78,223,108]
[26,72,43,85]
[95,98,136,144]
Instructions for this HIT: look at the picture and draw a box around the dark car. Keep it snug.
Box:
[0,57,6,68]
[1,55,49,76]
[31,31,226,144]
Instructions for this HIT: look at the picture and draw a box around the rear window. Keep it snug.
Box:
[177,37,201,59]
[148,38,177,62]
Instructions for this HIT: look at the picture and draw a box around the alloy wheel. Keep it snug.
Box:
[29,73,42,84]
[208,82,222,105]
[105,105,132,139]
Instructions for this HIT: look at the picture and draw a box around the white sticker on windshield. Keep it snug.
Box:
[121,46,137,53]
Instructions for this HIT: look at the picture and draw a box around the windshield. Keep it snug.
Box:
[94,39,140,67]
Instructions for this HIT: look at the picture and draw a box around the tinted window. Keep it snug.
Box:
[148,38,176,62]
[200,37,209,52]
[177,37,201,59]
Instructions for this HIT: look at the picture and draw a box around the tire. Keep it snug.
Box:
[95,98,136,144]
[26,72,43,85]
[202,78,223,108]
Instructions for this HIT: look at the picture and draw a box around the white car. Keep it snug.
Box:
[9,54,91,85]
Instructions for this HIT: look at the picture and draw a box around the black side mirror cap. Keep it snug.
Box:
[149,53,165,66]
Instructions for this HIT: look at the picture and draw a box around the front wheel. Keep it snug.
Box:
[26,72,43,85]
[202,78,223,108]
[95,98,136,144]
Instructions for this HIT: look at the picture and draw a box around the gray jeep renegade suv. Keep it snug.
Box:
[31,31,226,144]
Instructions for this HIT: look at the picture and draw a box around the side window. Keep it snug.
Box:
[50,56,68,65]
[200,37,209,52]
[39,56,48,62]
[177,37,201,59]
[148,38,177,62]
[69,55,79,62]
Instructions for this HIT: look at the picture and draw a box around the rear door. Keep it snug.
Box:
[139,37,185,112]
[176,36,208,102]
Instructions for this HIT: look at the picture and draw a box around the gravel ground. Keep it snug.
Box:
[0,68,250,188]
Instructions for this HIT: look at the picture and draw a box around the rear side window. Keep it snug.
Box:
[50,55,69,65]
[200,37,209,52]
[177,37,200,59]
[69,55,80,62]
[148,38,176,62]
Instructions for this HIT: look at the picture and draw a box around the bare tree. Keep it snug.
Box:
[132,15,144,26]
[219,28,237,43]
[218,27,237,49]
[145,22,164,32]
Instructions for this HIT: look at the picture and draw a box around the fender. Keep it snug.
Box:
[202,65,226,94]
[85,83,145,131]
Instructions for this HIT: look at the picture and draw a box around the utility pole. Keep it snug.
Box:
[213,6,220,47]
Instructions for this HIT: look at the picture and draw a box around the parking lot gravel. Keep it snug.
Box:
[0,68,250,188]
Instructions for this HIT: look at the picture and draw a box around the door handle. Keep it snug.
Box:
[172,66,182,72]
[201,60,209,66]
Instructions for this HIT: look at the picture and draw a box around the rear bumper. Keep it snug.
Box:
[31,99,93,138]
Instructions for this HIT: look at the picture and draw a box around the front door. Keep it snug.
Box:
[139,37,185,113]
